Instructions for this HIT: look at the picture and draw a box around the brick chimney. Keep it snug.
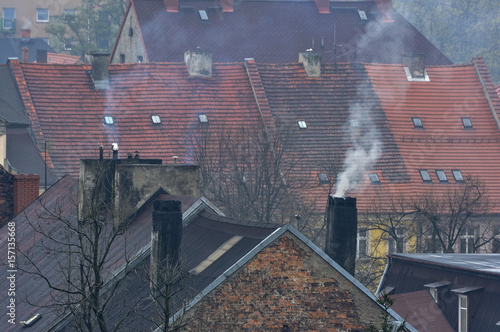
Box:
[22,47,29,62]
[374,0,393,23]
[21,29,31,40]
[220,0,234,12]
[164,0,179,12]
[36,50,47,63]
[184,51,212,78]
[299,51,322,77]
[314,0,331,14]
[150,200,183,294]
[325,196,357,276]
[90,52,110,89]
[13,174,40,215]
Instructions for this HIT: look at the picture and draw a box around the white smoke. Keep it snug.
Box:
[334,103,382,197]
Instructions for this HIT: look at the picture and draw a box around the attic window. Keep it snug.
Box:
[318,173,329,184]
[298,121,307,129]
[199,10,208,21]
[462,117,473,129]
[151,115,161,124]
[198,114,208,123]
[128,28,133,37]
[358,10,368,20]
[412,117,423,128]
[435,170,448,182]
[368,173,380,184]
[419,169,431,182]
[104,116,114,125]
[452,170,464,182]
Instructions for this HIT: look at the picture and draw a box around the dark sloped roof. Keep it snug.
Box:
[379,253,500,332]
[127,0,451,65]
[0,38,56,63]
[0,65,29,126]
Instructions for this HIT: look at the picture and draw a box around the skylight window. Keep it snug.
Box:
[298,121,307,129]
[358,10,368,20]
[349,119,359,127]
[452,170,464,182]
[199,10,208,21]
[461,117,473,129]
[151,115,161,124]
[318,173,329,184]
[198,114,208,123]
[419,169,431,182]
[412,117,423,128]
[104,116,114,125]
[435,170,448,182]
[368,173,380,184]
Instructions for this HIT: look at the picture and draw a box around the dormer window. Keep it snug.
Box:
[435,170,448,182]
[104,116,114,125]
[368,173,380,184]
[419,169,431,182]
[151,115,161,124]
[461,117,473,129]
[298,121,307,129]
[412,117,423,128]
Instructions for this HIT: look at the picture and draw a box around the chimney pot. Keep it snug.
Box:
[184,51,212,78]
[91,52,110,89]
[299,51,322,77]
[325,196,357,275]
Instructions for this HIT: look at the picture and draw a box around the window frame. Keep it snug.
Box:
[36,8,49,23]
[317,173,329,185]
[198,114,208,123]
[435,169,448,183]
[458,295,468,332]
[64,9,76,23]
[151,115,161,124]
[412,117,423,128]
[461,117,473,129]
[357,229,368,258]
[452,170,464,182]
[388,227,405,253]
[3,8,15,30]
[103,116,114,125]
[368,173,380,184]
[297,120,307,129]
[419,169,432,182]
[459,227,475,253]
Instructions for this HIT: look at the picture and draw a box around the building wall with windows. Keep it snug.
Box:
[0,0,81,41]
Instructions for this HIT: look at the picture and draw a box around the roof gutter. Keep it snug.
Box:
[473,58,500,131]
[376,255,391,296]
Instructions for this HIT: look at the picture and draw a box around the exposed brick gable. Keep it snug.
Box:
[183,234,385,331]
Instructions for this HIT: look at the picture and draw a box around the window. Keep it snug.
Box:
[461,117,472,129]
[103,116,114,125]
[36,8,49,22]
[198,114,208,123]
[199,10,208,21]
[137,56,143,63]
[412,117,423,128]
[358,10,367,21]
[388,228,405,253]
[119,54,125,64]
[460,227,475,253]
[493,227,500,253]
[357,229,368,258]
[452,170,464,182]
[349,119,359,127]
[368,173,380,184]
[317,173,329,184]
[64,38,75,51]
[64,9,76,22]
[419,169,431,182]
[459,295,468,332]
[3,8,15,30]
[297,121,307,129]
[97,38,108,50]
[423,233,442,253]
[151,115,161,124]
[435,170,448,182]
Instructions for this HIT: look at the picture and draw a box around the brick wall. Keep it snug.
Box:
[182,233,385,331]
[0,165,14,227]
[13,174,40,216]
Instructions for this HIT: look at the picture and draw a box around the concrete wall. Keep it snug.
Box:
[110,6,147,64]
[182,232,386,331]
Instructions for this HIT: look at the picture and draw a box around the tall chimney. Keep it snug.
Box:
[22,47,29,62]
[150,200,183,294]
[163,0,179,12]
[36,50,47,64]
[299,51,322,77]
[325,196,357,276]
[184,51,212,78]
[91,52,110,89]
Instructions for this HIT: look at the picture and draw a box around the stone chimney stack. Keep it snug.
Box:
[36,50,47,63]
[91,52,110,89]
[325,196,358,276]
[184,51,212,78]
[22,47,29,62]
[150,200,183,293]
[299,51,322,77]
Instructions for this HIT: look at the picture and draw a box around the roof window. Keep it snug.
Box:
[419,169,431,182]
[198,114,208,123]
[151,115,161,124]
[358,10,368,20]
[349,119,359,127]
[199,10,208,21]
[103,116,114,125]
[461,117,473,129]
[452,170,464,182]
[318,173,329,184]
[435,170,448,182]
[368,173,380,184]
[298,121,307,129]
[412,117,423,128]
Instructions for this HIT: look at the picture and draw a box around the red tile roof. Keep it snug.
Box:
[45,52,81,64]
[116,0,451,65]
